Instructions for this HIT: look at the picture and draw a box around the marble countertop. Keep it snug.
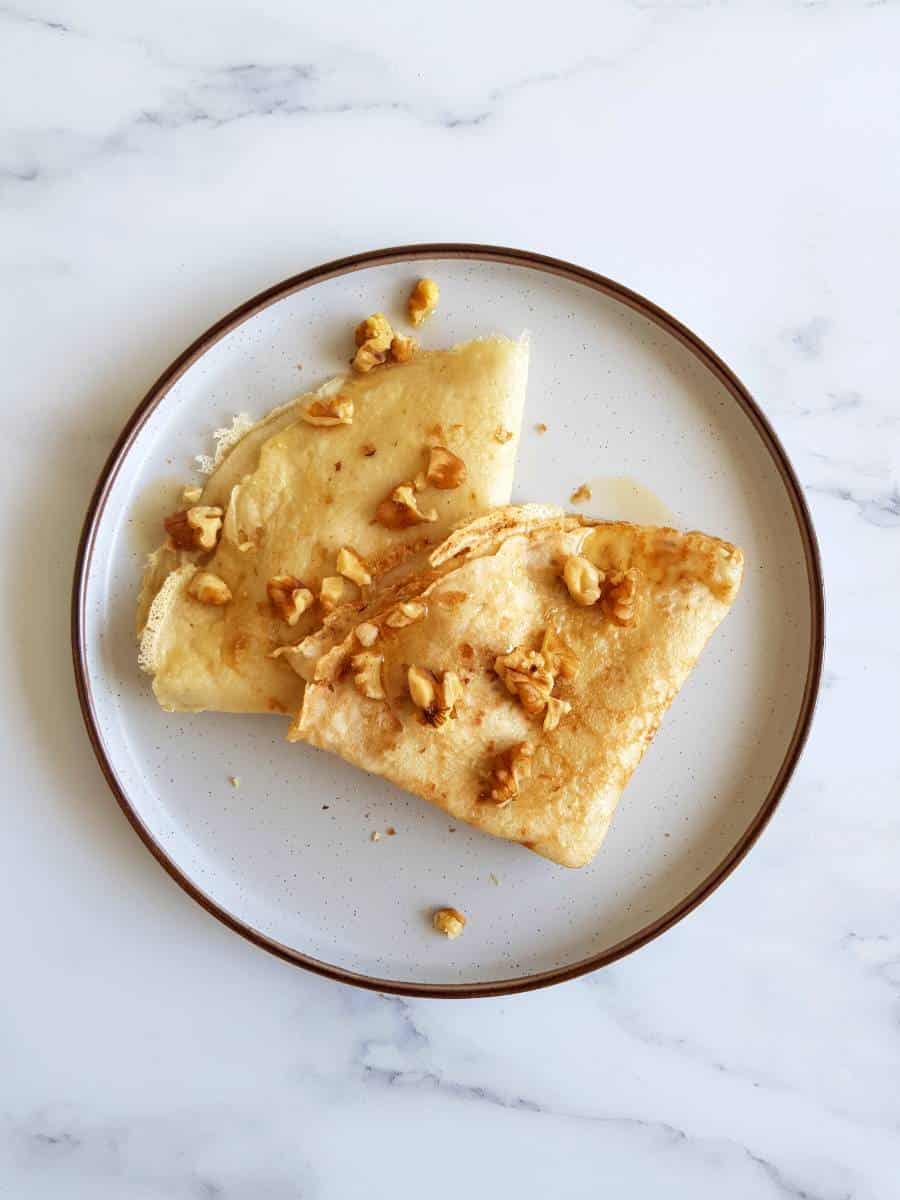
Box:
[3,2,898,1196]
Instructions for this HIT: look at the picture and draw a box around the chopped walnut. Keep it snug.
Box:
[493,426,514,445]
[355,622,380,648]
[390,334,417,363]
[482,742,534,807]
[407,666,437,710]
[181,484,203,504]
[336,546,372,588]
[319,575,355,613]
[300,395,354,426]
[385,600,427,629]
[352,314,394,372]
[562,555,604,606]
[353,335,392,373]
[267,575,315,625]
[604,568,640,626]
[187,571,232,606]
[432,907,466,939]
[535,423,548,434]
[426,445,467,490]
[407,277,439,326]
[408,666,462,727]
[351,652,386,701]
[164,505,224,552]
[570,482,592,504]
[494,647,555,716]
[375,483,438,529]
[191,509,225,550]
[354,312,393,347]
[543,695,572,732]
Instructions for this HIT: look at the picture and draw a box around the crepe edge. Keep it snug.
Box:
[137,562,196,676]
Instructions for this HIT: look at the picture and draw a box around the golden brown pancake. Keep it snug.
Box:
[137,336,529,713]
[289,509,743,867]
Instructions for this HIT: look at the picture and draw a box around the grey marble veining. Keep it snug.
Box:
[1,2,899,1198]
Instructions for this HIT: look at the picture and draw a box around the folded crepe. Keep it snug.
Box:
[289,508,744,867]
[137,336,529,714]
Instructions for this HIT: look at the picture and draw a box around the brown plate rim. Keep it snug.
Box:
[71,242,825,999]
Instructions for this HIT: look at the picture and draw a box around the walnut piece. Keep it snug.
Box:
[426,445,467,490]
[494,647,555,716]
[390,334,417,363]
[482,742,534,807]
[300,395,354,426]
[570,482,592,504]
[535,423,548,434]
[187,571,232,606]
[351,652,386,701]
[267,574,315,625]
[354,313,393,347]
[385,600,427,629]
[355,622,380,648]
[407,277,439,326]
[320,575,354,613]
[375,483,438,529]
[164,505,224,552]
[336,546,372,588]
[352,313,394,372]
[562,555,604,606]
[432,907,466,939]
[353,335,392,373]
[604,568,640,626]
[543,695,572,732]
[493,426,514,444]
[408,666,463,727]
[407,666,436,710]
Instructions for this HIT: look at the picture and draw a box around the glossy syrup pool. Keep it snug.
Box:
[576,475,677,526]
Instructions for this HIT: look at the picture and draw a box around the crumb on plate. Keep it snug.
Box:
[407,278,439,326]
[432,907,466,939]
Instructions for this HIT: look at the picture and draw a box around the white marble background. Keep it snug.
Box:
[2,1,898,1196]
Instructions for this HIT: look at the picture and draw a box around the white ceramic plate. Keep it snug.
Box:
[73,246,823,996]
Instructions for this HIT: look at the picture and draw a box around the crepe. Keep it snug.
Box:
[290,510,744,867]
[137,336,529,714]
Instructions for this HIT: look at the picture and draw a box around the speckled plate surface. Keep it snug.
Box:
[72,245,823,996]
